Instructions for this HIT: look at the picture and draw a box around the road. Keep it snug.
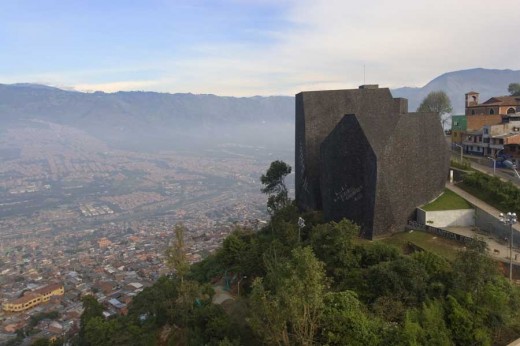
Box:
[451,150,520,186]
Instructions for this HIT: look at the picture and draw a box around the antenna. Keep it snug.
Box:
[363,64,366,85]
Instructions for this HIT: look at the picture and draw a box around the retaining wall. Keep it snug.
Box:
[417,208,475,228]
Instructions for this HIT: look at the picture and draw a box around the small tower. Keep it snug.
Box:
[465,91,479,108]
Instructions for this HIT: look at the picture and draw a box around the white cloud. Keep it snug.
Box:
[5,0,520,96]
[73,80,164,93]
[153,0,520,96]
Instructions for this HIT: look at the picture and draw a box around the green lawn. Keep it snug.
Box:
[421,189,472,211]
[379,230,463,261]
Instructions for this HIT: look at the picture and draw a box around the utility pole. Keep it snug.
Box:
[298,217,305,243]
[488,157,496,175]
[455,144,463,162]
[500,212,517,282]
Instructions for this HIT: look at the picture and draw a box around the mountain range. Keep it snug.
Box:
[1,68,519,150]
[392,68,520,113]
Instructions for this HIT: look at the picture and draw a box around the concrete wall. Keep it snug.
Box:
[474,207,520,244]
[417,208,475,228]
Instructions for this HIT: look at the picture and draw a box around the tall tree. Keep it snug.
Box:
[417,91,453,129]
[249,247,327,345]
[261,160,292,211]
[164,223,200,332]
[508,83,520,96]
[165,223,190,282]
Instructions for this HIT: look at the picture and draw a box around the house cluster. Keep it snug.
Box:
[451,92,520,165]
[2,283,64,313]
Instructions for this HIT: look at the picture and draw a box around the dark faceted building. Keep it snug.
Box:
[295,85,449,239]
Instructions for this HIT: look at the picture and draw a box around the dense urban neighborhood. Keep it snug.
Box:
[0,123,278,343]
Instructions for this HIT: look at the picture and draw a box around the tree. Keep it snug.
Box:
[310,219,360,282]
[83,317,117,346]
[248,247,327,345]
[31,339,51,346]
[452,240,498,297]
[128,276,179,327]
[79,296,104,345]
[261,161,292,211]
[445,295,492,346]
[417,91,453,129]
[165,223,190,282]
[402,300,454,346]
[365,257,429,307]
[217,231,248,270]
[508,83,520,96]
[319,291,381,346]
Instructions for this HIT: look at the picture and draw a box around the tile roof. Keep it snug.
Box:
[482,96,520,106]
[33,283,63,295]
[8,292,41,305]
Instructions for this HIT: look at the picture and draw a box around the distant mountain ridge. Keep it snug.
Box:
[0,83,294,126]
[1,68,519,150]
[0,83,294,150]
[392,68,520,113]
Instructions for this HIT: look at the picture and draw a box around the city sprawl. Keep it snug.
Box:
[0,120,289,340]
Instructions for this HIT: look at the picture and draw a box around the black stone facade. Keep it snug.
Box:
[295,86,449,239]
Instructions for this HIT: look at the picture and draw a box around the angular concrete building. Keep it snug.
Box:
[295,85,449,239]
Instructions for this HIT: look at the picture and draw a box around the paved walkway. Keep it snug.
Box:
[445,183,520,263]
[446,226,520,263]
[509,337,520,346]
[212,285,234,305]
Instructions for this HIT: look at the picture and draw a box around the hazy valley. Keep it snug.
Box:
[1,67,520,345]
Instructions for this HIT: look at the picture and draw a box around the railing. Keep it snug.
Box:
[407,220,486,247]
[462,141,487,147]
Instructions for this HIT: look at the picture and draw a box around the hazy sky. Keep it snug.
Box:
[1,0,519,96]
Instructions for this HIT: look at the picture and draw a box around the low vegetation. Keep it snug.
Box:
[450,158,472,171]
[421,189,472,211]
[382,230,464,261]
[461,171,520,214]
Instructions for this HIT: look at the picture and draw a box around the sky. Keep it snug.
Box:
[1,0,519,96]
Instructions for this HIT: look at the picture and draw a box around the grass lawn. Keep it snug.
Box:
[379,230,464,261]
[421,189,472,211]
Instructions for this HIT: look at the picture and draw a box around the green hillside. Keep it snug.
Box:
[66,204,520,346]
